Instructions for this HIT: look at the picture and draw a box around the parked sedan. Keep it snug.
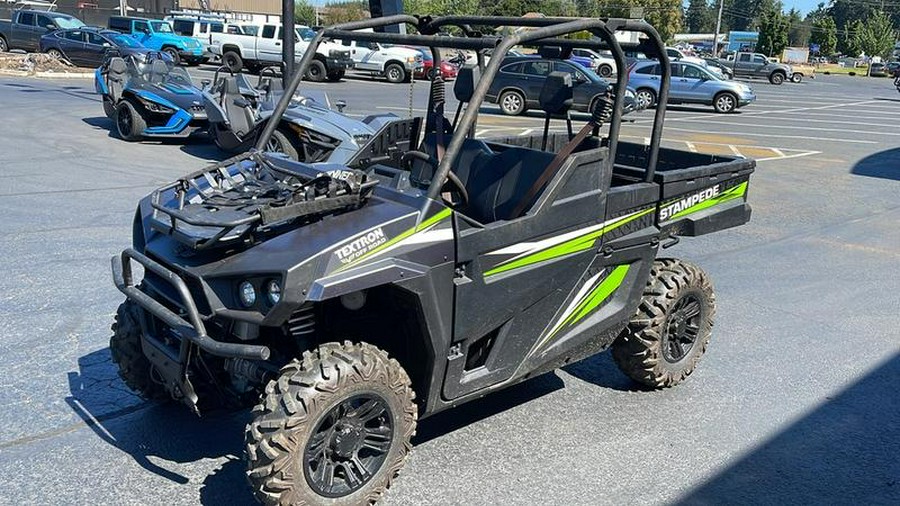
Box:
[41,27,148,67]
[401,46,459,80]
[628,60,755,113]
[486,56,613,115]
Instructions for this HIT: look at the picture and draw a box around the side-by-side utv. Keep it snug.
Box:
[109,15,754,505]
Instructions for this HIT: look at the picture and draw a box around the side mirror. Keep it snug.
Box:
[335,99,347,113]
[45,24,55,31]
[103,42,111,47]
[367,42,379,51]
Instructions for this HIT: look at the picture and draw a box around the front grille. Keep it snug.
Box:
[329,49,350,59]
[189,105,205,112]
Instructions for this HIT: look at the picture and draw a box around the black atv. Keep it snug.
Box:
[109,15,754,505]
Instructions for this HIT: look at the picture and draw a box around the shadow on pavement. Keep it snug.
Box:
[68,347,565,505]
[850,147,900,181]
[677,351,900,505]
[562,349,650,392]
[66,348,249,489]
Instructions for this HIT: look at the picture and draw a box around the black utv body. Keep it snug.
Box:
[109,15,754,505]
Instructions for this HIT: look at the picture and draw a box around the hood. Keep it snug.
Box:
[278,100,378,143]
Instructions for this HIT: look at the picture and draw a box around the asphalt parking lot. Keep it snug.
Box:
[0,70,898,505]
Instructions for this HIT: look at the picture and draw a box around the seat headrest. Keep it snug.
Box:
[453,65,480,103]
[223,77,241,94]
[537,46,573,60]
[539,72,574,115]
[109,57,127,74]
[150,59,168,79]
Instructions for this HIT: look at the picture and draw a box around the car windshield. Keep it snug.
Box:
[297,27,315,42]
[110,34,141,48]
[53,16,84,29]
[151,21,173,33]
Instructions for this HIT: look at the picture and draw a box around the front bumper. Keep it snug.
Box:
[178,47,204,61]
[325,56,355,70]
[112,248,270,409]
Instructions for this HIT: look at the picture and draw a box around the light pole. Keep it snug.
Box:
[713,0,725,56]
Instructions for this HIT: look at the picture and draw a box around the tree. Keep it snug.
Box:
[295,0,317,26]
[854,10,897,60]
[323,1,369,24]
[644,0,683,42]
[842,18,864,56]
[685,0,715,33]
[787,8,810,47]
[756,6,789,56]
[729,0,775,32]
[809,15,837,55]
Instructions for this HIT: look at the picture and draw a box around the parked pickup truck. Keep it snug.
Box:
[720,52,793,85]
[107,16,203,65]
[336,37,423,83]
[210,23,354,82]
[0,9,84,53]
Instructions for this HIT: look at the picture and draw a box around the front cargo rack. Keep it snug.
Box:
[149,151,377,250]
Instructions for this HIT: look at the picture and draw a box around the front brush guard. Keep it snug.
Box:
[111,248,270,412]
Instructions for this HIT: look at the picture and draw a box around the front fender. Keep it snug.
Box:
[306,257,430,301]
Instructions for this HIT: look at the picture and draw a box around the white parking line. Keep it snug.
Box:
[756,150,821,162]
[635,99,879,125]
[660,127,878,144]
[752,115,897,128]
[685,141,698,153]
[729,145,743,156]
[673,118,900,136]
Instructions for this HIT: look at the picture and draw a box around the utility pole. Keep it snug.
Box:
[119,0,127,17]
[713,0,725,56]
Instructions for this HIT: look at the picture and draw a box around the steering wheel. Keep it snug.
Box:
[401,151,469,205]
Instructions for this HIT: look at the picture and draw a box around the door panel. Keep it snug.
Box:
[444,147,612,399]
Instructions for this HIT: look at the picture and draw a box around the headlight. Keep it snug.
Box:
[238,281,256,307]
[137,96,174,114]
[406,56,416,63]
[265,279,281,305]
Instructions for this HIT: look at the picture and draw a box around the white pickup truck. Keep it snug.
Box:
[335,38,423,83]
[210,23,354,82]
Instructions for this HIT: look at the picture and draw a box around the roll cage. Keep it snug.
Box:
[255,15,672,224]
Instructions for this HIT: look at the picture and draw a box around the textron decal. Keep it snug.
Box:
[332,208,452,272]
[660,182,748,222]
[530,264,631,354]
[483,208,652,278]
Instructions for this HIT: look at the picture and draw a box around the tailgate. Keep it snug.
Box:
[615,142,755,237]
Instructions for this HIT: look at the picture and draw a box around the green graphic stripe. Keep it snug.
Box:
[668,182,748,221]
[484,208,653,278]
[336,208,452,272]
[566,264,630,326]
[539,264,630,349]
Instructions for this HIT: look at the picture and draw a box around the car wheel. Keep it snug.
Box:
[498,89,527,116]
[791,73,803,83]
[245,342,417,506]
[635,88,656,109]
[115,100,145,141]
[598,64,613,78]
[713,92,738,113]
[223,51,243,73]
[327,70,345,82]
[385,63,407,84]
[612,259,716,388]
[264,128,301,160]
[161,47,180,65]
[46,48,64,60]
[0,36,8,53]
[305,60,327,82]
[769,71,785,85]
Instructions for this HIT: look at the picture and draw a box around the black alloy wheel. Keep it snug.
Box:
[303,393,394,497]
